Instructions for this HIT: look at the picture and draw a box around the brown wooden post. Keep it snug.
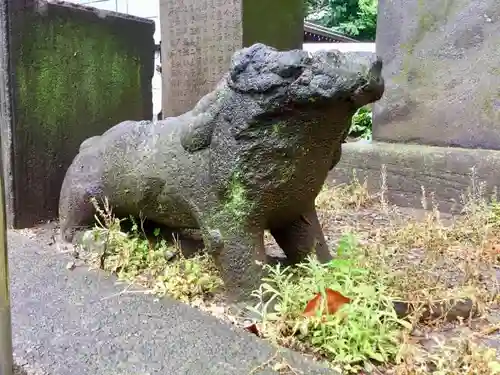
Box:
[0,106,13,375]
[0,0,13,372]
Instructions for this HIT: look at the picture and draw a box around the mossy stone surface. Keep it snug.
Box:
[8,2,154,227]
[374,0,500,149]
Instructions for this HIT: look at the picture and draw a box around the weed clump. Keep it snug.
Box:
[82,197,223,303]
[249,234,410,372]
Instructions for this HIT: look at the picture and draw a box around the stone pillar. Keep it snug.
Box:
[0,0,155,228]
[373,0,500,150]
[327,0,500,214]
[160,0,304,117]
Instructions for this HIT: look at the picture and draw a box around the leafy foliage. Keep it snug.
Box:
[305,0,378,41]
[249,234,409,371]
[349,106,372,140]
[84,197,223,303]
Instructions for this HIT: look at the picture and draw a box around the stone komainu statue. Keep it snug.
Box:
[59,43,384,300]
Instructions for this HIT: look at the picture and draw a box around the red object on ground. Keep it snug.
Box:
[303,288,351,317]
[244,323,261,337]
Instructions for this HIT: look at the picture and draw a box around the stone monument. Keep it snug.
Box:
[328,0,500,213]
[159,0,304,117]
[59,44,384,300]
[0,0,155,228]
[374,0,500,149]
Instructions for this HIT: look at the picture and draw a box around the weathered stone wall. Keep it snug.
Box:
[0,0,154,228]
[160,0,304,117]
[373,0,500,150]
[326,0,500,214]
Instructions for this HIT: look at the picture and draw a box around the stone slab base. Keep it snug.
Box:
[326,141,500,214]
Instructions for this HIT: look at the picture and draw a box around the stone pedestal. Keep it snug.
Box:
[373,0,500,150]
[327,142,500,214]
[159,0,304,117]
[328,0,500,213]
[0,0,155,228]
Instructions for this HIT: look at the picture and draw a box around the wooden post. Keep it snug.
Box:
[0,118,13,375]
[0,0,13,372]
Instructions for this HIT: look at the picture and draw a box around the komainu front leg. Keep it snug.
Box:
[210,225,267,302]
[270,209,333,265]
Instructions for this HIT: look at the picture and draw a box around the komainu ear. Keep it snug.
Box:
[180,113,217,152]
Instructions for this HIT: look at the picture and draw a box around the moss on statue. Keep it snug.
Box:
[202,171,257,240]
[223,173,250,219]
[280,162,295,183]
[480,92,500,123]
[15,16,142,145]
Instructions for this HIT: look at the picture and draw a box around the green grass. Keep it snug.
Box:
[82,197,223,303]
[248,233,411,372]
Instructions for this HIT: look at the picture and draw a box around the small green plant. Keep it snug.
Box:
[249,233,411,372]
[86,197,223,303]
[349,106,373,140]
[152,254,223,303]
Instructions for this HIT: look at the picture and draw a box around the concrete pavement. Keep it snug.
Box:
[7,230,334,375]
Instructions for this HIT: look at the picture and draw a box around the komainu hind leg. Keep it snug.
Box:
[59,184,102,243]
